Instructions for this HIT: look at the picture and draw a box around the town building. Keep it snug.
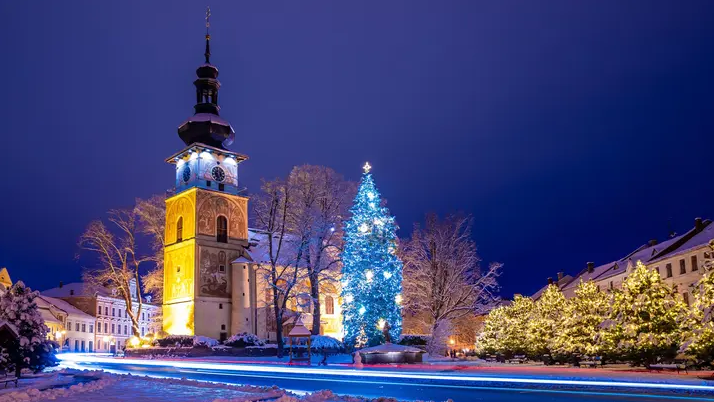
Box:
[36,295,96,352]
[533,217,713,304]
[161,23,343,341]
[0,268,12,292]
[42,281,160,352]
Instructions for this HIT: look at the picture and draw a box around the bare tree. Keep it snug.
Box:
[135,195,166,303]
[402,213,501,338]
[287,165,356,334]
[252,178,305,357]
[79,209,146,336]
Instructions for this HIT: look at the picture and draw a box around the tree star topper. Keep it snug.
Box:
[363,162,372,173]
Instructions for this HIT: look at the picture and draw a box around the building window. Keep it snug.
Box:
[684,292,690,305]
[177,217,183,243]
[217,216,228,243]
[67,321,72,331]
[104,323,108,333]
[89,324,94,333]
[81,323,86,332]
[112,308,115,317]
[219,265,225,273]
[75,340,79,352]
[666,263,672,278]
[98,340,102,350]
[692,255,698,271]
[111,324,115,334]
[219,303,223,309]
[124,325,128,335]
[218,183,225,192]
[221,324,226,330]
[105,307,109,316]
[125,310,128,318]
[75,323,79,332]
[680,259,686,275]
[177,266,181,273]
[325,296,334,315]
[97,306,102,315]
[609,281,613,290]
[96,322,101,333]
[654,267,660,276]
[141,327,145,336]
[81,341,85,352]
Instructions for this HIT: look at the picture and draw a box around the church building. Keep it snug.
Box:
[162,19,342,341]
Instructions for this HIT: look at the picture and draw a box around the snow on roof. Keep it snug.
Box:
[650,221,714,264]
[234,229,305,267]
[288,316,311,337]
[561,261,618,297]
[38,295,93,319]
[42,282,111,298]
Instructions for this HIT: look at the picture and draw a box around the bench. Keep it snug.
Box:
[507,355,526,364]
[579,360,602,368]
[0,370,18,388]
[649,362,687,374]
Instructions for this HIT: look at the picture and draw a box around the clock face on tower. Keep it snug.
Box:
[211,166,226,183]
[181,165,191,183]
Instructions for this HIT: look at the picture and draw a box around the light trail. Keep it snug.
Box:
[57,353,714,393]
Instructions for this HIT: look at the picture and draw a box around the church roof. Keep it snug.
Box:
[42,282,111,298]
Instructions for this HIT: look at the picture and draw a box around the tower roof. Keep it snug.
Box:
[178,7,235,149]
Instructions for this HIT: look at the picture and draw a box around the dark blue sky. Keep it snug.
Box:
[1,1,713,298]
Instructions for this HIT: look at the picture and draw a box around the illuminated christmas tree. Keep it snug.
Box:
[341,162,403,347]
[551,280,610,358]
[526,284,567,357]
[681,241,714,364]
[599,261,687,365]
[476,295,534,357]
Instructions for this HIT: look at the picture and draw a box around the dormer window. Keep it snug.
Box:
[176,217,184,243]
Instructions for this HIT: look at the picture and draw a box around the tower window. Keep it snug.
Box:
[218,183,225,192]
[217,216,228,243]
[219,265,225,273]
[177,266,181,273]
[219,303,223,309]
[177,217,183,243]
[221,324,226,330]
[325,296,334,315]
[206,181,212,187]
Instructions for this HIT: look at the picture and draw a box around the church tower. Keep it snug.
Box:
[162,9,250,339]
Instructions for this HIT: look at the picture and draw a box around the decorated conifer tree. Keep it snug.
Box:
[551,280,610,359]
[681,241,714,364]
[0,282,57,377]
[526,284,567,358]
[476,295,534,357]
[599,261,687,365]
[341,162,403,347]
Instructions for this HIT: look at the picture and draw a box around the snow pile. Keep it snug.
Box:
[194,336,219,348]
[0,370,114,402]
[224,332,265,348]
[359,343,423,354]
[153,335,194,347]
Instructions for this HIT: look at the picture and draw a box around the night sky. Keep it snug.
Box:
[1,1,713,299]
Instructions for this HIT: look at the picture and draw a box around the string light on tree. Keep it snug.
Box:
[341,162,403,347]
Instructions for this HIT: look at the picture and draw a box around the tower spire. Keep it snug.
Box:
[204,6,211,63]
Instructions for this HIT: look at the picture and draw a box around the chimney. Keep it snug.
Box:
[557,272,564,281]
[695,217,703,231]
[648,239,658,247]
[587,262,595,273]
[547,277,554,285]
[59,281,63,289]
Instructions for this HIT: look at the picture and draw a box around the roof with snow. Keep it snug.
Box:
[37,295,94,319]
[531,218,714,298]
[42,282,112,298]
[233,229,305,267]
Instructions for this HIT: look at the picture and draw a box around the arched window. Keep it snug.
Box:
[176,217,183,242]
[325,295,334,315]
[217,216,228,243]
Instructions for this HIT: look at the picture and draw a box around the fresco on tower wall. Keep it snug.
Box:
[199,247,235,298]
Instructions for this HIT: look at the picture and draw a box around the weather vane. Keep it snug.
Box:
[363,162,372,173]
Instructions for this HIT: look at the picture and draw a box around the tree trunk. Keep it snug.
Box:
[14,358,21,379]
[274,305,284,358]
[310,271,321,335]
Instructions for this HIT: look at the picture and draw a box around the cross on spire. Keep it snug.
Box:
[204,6,212,63]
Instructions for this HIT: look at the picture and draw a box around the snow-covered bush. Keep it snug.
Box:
[0,281,58,377]
[309,335,342,351]
[224,332,265,348]
[193,336,219,348]
[398,335,429,346]
[153,335,193,348]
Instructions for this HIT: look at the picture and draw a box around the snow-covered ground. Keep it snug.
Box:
[0,369,418,402]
